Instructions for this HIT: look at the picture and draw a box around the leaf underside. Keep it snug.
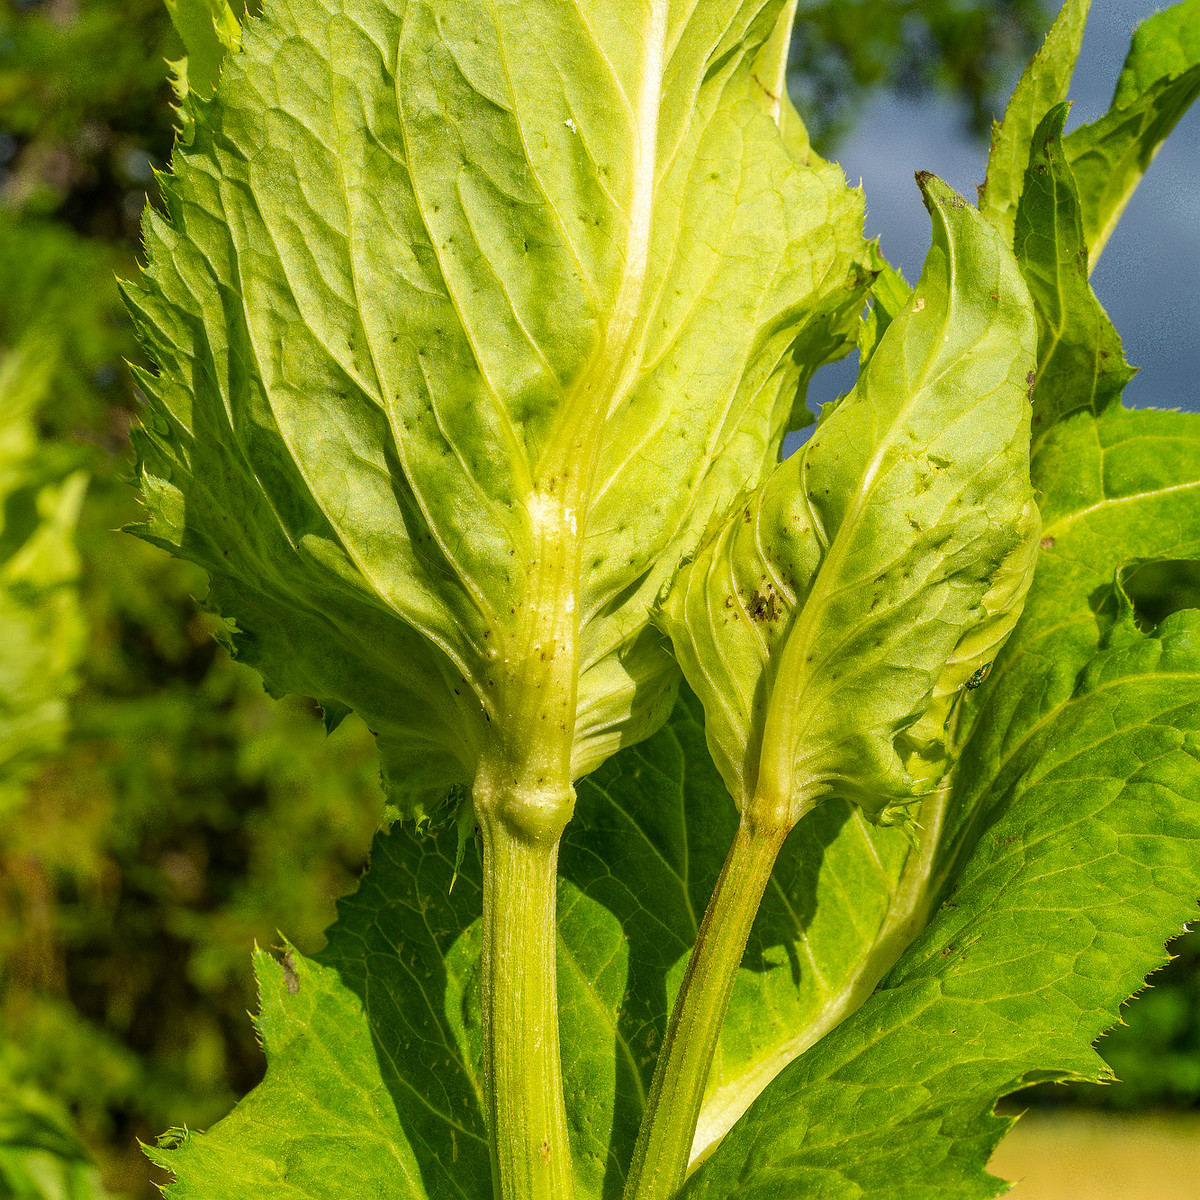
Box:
[127,0,870,820]
[659,175,1038,826]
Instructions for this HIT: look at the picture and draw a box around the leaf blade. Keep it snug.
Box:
[659,175,1039,826]
[129,0,871,821]
[681,602,1200,1200]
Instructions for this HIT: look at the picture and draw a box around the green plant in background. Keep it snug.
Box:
[0,339,103,1198]
[116,0,1200,1198]
[789,0,1047,151]
[0,194,389,1197]
[0,339,86,816]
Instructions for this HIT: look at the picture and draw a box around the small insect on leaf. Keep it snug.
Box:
[966,662,994,690]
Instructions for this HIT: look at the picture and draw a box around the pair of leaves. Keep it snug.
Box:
[151,543,1200,1200]
[129,0,870,823]
[146,686,928,1200]
[981,0,1200,271]
[147,103,1200,1200]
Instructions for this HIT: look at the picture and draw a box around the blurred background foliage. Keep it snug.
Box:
[0,1,1195,1197]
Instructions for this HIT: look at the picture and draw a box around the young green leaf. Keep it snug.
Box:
[979,0,1090,248]
[1012,103,1136,444]
[1064,0,1200,267]
[658,175,1038,831]
[626,176,1039,1200]
[857,243,910,368]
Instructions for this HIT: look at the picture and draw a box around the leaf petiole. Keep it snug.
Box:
[622,816,788,1200]
[477,807,577,1200]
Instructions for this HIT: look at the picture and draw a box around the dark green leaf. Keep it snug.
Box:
[680,426,1200,1196]
[149,688,940,1199]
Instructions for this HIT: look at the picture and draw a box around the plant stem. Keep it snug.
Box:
[478,808,576,1200]
[623,817,788,1200]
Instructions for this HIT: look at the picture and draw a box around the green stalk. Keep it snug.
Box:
[623,817,788,1200]
[478,807,576,1200]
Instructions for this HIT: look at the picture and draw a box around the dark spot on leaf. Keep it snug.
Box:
[747,584,782,623]
[282,950,300,994]
[1040,536,1056,550]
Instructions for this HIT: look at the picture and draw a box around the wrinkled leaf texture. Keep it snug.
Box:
[125,0,869,820]
[657,177,1038,825]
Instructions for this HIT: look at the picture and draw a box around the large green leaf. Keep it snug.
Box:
[147,390,1200,1200]
[679,377,1200,1200]
[1064,0,1200,266]
[126,0,869,820]
[144,829,491,1200]
[657,176,1038,826]
[978,0,1090,249]
[681,597,1200,1199]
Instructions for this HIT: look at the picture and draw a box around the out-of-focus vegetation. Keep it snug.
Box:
[1,1,1194,1197]
[790,0,1049,151]
[1,7,384,1195]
